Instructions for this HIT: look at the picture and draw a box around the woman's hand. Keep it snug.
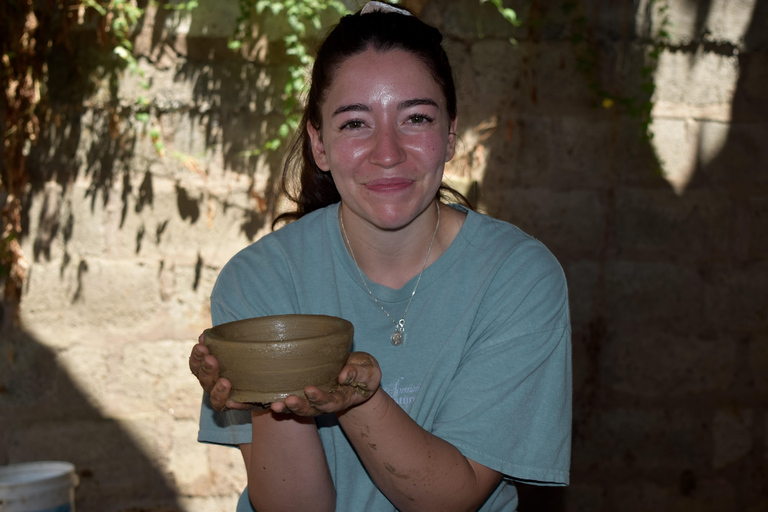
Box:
[189,333,253,412]
[270,352,382,416]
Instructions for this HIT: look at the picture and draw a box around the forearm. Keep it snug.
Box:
[243,410,335,512]
[338,390,501,512]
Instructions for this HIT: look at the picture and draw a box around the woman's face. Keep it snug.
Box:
[308,48,457,232]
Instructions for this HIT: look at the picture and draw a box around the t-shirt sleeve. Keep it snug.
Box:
[431,242,572,485]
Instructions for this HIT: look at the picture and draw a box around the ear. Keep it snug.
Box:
[307,123,330,171]
[445,118,458,162]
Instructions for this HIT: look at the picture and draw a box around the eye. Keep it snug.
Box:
[408,114,434,124]
[340,119,365,130]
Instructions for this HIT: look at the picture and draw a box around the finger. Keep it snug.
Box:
[306,386,351,414]
[269,401,289,414]
[283,395,321,417]
[304,386,335,408]
[338,364,377,391]
[197,354,220,393]
[189,342,208,374]
[210,377,233,411]
[346,351,376,366]
[222,398,251,411]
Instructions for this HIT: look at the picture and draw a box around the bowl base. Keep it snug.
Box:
[230,380,340,405]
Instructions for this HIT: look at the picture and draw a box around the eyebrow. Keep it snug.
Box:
[331,98,440,117]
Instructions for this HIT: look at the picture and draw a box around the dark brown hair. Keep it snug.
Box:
[273,5,470,228]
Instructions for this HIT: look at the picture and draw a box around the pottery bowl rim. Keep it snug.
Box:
[204,314,354,347]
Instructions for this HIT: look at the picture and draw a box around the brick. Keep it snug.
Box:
[562,260,601,329]
[749,335,768,392]
[207,443,249,496]
[615,187,739,262]
[712,408,753,469]
[168,419,212,495]
[498,116,630,190]
[481,188,604,259]
[748,195,768,258]
[612,479,736,512]
[55,344,115,412]
[118,340,203,420]
[423,0,515,41]
[572,408,710,472]
[560,484,606,512]
[648,118,699,195]
[21,258,163,335]
[604,261,705,334]
[177,494,242,512]
[546,118,649,188]
[695,122,768,184]
[468,39,522,114]
[702,262,768,333]
[601,332,736,396]
[654,50,739,108]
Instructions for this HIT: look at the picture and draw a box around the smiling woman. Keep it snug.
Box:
[307,48,457,238]
[188,2,572,511]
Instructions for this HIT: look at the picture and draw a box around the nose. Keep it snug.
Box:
[368,125,406,168]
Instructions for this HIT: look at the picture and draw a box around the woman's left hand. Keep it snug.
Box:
[270,351,381,416]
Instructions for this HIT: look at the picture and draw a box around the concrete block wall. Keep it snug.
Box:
[1,0,766,510]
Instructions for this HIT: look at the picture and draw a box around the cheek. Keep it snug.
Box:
[330,138,369,165]
[412,133,448,161]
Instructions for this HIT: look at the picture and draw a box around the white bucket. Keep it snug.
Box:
[0,462,78,512]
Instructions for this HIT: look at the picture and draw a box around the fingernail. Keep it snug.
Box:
[215,381,225,392]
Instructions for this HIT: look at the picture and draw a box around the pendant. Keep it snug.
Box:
[391,319,406,346]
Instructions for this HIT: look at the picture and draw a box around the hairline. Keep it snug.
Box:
[312,44,456,130]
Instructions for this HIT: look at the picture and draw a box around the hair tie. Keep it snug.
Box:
[360,1,412,16]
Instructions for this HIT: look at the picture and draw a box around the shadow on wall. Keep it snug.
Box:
[0,328,182,511]
[152,2,288,236]
[459,0,767,510]
[24,1,291,266]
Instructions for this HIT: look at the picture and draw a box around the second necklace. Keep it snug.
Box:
[339,202,440,346]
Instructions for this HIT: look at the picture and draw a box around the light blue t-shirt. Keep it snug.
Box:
[198,203,572,511]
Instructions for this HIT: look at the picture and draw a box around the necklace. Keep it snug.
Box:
[339,202,440,346]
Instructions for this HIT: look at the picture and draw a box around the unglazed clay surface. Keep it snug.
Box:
[203,315,354,403]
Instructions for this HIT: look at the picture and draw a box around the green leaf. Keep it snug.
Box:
[501,8,520,26]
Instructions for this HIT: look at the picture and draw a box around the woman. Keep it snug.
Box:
[189,2,571,511]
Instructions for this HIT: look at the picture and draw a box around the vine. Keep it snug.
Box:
[0,0,195,325]
[229,0,348,156]
[1,0,79,327]
[230,0,522,156]
[482,0,521,28]
[1,0,522,321]
[564,0,672,142]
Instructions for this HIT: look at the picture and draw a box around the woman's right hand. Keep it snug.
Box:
[189,333,251,412]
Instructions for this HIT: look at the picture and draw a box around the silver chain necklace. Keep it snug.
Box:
[339,202,440,346]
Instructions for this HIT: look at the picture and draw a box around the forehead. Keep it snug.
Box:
[323,48,445,108]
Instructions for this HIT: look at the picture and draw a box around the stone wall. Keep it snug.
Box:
[1,0,766,511]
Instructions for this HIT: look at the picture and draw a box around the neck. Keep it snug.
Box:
[339,201,441,289]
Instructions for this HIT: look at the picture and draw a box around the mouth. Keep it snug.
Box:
[364,178,414,193]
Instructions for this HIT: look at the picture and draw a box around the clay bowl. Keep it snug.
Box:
[203,314,353,404]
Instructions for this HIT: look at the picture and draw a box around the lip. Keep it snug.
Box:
[364,178,414,193]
